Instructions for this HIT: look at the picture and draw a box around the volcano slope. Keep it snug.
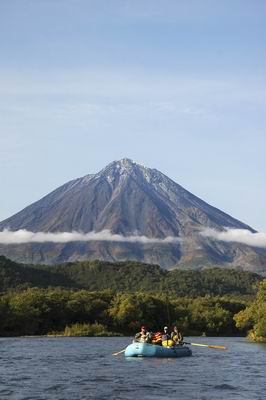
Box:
[0,158,265,273]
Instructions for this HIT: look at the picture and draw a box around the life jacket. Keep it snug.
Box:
[151,332,162,344]
[162,339,175,347]
[139,332,148,342]
[172,332,183,343]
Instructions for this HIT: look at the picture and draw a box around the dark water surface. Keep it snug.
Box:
[0,337,265,400]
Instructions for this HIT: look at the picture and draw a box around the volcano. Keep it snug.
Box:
[0,158,265,272]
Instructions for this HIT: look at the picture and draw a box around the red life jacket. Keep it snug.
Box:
[152,332,162,343]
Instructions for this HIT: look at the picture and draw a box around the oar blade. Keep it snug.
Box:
[112,348,126,356]
[208,345,227,350]
[189,342,227,350]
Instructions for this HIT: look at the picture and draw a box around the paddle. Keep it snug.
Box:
[112,348,127,356]
[183,341,227,350]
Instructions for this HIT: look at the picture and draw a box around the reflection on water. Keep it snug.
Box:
[0,337,265,400]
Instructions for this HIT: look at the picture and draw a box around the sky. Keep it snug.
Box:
[0,0,265,231]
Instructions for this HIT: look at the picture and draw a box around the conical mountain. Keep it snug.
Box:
[0,158,265,271]
[0,158,253,234]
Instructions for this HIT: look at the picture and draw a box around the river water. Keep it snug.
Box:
[0,336,265,400]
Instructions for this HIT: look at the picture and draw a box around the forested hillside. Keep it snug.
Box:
[0,256,262,296]
[1,255,264,338]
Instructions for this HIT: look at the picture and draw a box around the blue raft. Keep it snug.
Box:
[124,342,192,358]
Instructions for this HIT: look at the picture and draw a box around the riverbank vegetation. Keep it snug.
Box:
[0,255,264,339]
[0,287,249,337]
[51,322,122,337]
[234,280,266,342]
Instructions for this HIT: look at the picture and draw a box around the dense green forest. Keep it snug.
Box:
[0,287,248,337]
[0,256,262,296]
[234,280,266,342]
[0,255,265,339]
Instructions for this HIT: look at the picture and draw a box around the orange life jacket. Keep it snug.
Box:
[152,332,162,344]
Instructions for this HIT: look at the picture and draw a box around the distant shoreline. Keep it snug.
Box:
[1,334,247,339]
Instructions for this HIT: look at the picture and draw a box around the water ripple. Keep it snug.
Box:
[0,337,265,400]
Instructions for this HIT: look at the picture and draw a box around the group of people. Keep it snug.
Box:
[135,325,183,347]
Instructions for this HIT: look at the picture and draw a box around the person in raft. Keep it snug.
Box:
[171,326,183,345]
[161,326,174,347]
[162,326,171,341]
[151,331,162,345]
[134,325,151,343]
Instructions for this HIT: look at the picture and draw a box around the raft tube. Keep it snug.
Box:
[124,342,192,358]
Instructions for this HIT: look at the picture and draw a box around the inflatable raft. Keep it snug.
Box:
[124,342,192,358]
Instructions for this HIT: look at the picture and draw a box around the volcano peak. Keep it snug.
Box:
[0,159,264,271]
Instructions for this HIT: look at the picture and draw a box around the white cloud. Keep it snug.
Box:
[201,227,266,248]
[0,229,180,245]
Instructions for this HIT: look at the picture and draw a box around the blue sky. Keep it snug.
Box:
[0,0,265,230]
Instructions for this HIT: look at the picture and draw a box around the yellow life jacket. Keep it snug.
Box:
[162,339,175,347]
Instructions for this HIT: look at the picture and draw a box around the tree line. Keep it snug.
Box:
[0,256,262,296]
[0,287,249,337]
[0,255,265,341]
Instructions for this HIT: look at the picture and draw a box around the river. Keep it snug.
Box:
[0,336,265,399]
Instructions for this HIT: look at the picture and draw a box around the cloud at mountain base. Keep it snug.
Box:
[0,229,181,245]
[201,228,266,249]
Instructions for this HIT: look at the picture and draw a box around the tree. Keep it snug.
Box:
[234,280,266,342]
